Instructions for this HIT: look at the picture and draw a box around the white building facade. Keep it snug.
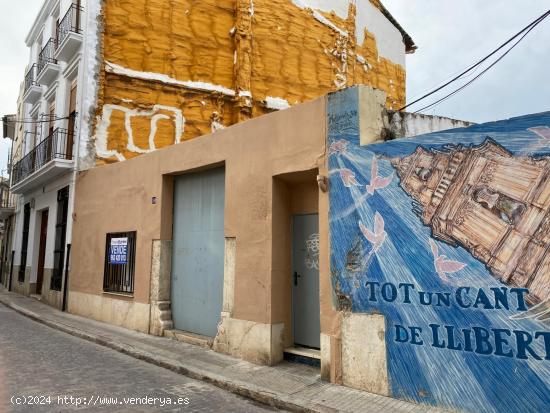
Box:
[9,0,93,309]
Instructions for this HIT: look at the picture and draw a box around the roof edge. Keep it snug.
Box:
[25,0,57,47]
[371,0,417,53]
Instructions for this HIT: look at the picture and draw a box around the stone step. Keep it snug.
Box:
[164,329,213,348]
[157,301,171,311]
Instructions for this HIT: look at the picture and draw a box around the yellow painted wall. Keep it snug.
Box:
[94,0,407,164]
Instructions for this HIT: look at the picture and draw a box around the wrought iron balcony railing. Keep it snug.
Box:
[0,188,16,209]
[57,4,83,48]
[37,38,58,75]
[11,128,74,186]
[24,64,40,93]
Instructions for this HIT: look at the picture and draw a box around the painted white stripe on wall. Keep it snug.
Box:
[105,62,237,97]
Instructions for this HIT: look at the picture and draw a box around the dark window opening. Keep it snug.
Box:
[103,231,136,294]
[51,186,69,291]
[18,203,31,283]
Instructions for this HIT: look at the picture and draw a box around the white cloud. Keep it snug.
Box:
[0,0,547,178]
[0,0,43,175]
[383,0,550,123]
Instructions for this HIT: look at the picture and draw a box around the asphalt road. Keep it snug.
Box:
[0,304,282,412]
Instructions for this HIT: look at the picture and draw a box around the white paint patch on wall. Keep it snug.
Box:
[94,103,185,161]
[105,61,237,97]
[356,54,371,70]
[292,0,348,36]
[291,0,405,67]
[311,9,348,37]
[355,0,405,67]
[265,96,291,110]
[239,90,252,98]
[292,0,349,18]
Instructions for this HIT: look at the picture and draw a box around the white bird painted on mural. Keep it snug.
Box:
[429,239,467,283]
[359,212,387,255]
[366,157,393,195]
[328,139,349,156]
[338,168,361,187]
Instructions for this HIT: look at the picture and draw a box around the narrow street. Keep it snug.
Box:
[0,305,282,412]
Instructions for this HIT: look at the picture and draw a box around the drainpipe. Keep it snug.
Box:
[61,244,71,311]
[8,250,14,292]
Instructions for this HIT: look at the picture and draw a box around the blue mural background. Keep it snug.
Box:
[328,88,550,413]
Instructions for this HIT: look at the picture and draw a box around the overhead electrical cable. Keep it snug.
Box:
[398,9,550,112]
[413,16,547,114]
[1,115,73,124]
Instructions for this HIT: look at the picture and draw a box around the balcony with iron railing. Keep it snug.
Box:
[37,38,60,86]
[11,127,75,194]
[0,185,16,220]
[55,4,84,62]
[23,64,42,104]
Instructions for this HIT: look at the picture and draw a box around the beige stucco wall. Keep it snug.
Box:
[69,96,328,345]
[69,86,411,390]
[69,291,151,333]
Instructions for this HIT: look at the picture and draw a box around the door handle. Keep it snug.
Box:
[293,271,301,286]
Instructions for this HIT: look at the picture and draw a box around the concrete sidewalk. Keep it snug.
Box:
[0,287,443,413]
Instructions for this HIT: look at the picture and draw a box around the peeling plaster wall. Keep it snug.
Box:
[292,0,406,65]
[385,110,474,140]
[87,0,408,166]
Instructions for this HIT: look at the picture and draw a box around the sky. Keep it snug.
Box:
[0,0,43,176]
[0,1,549,174]
[383,0,550,123]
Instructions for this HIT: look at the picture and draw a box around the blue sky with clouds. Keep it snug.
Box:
[383,0,550,123]
[0,1,548,173]
[0,0,43,176]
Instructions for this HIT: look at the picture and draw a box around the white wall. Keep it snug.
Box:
[13,174,74,277]
[60,0,75,15]
[386,111,474,139]
[14,0,88,285]
[291,0,406,67]
[23,0,89,155]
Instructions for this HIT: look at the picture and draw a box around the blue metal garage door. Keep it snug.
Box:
[171,167,225,337]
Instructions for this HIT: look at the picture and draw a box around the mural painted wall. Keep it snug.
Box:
[328,88,550,412]
[91,0,412,164]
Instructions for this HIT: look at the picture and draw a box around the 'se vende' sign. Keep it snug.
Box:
[109,238,128,265]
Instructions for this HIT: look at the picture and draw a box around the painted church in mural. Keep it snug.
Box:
[392,132,550,305]
[327,87,550,413]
